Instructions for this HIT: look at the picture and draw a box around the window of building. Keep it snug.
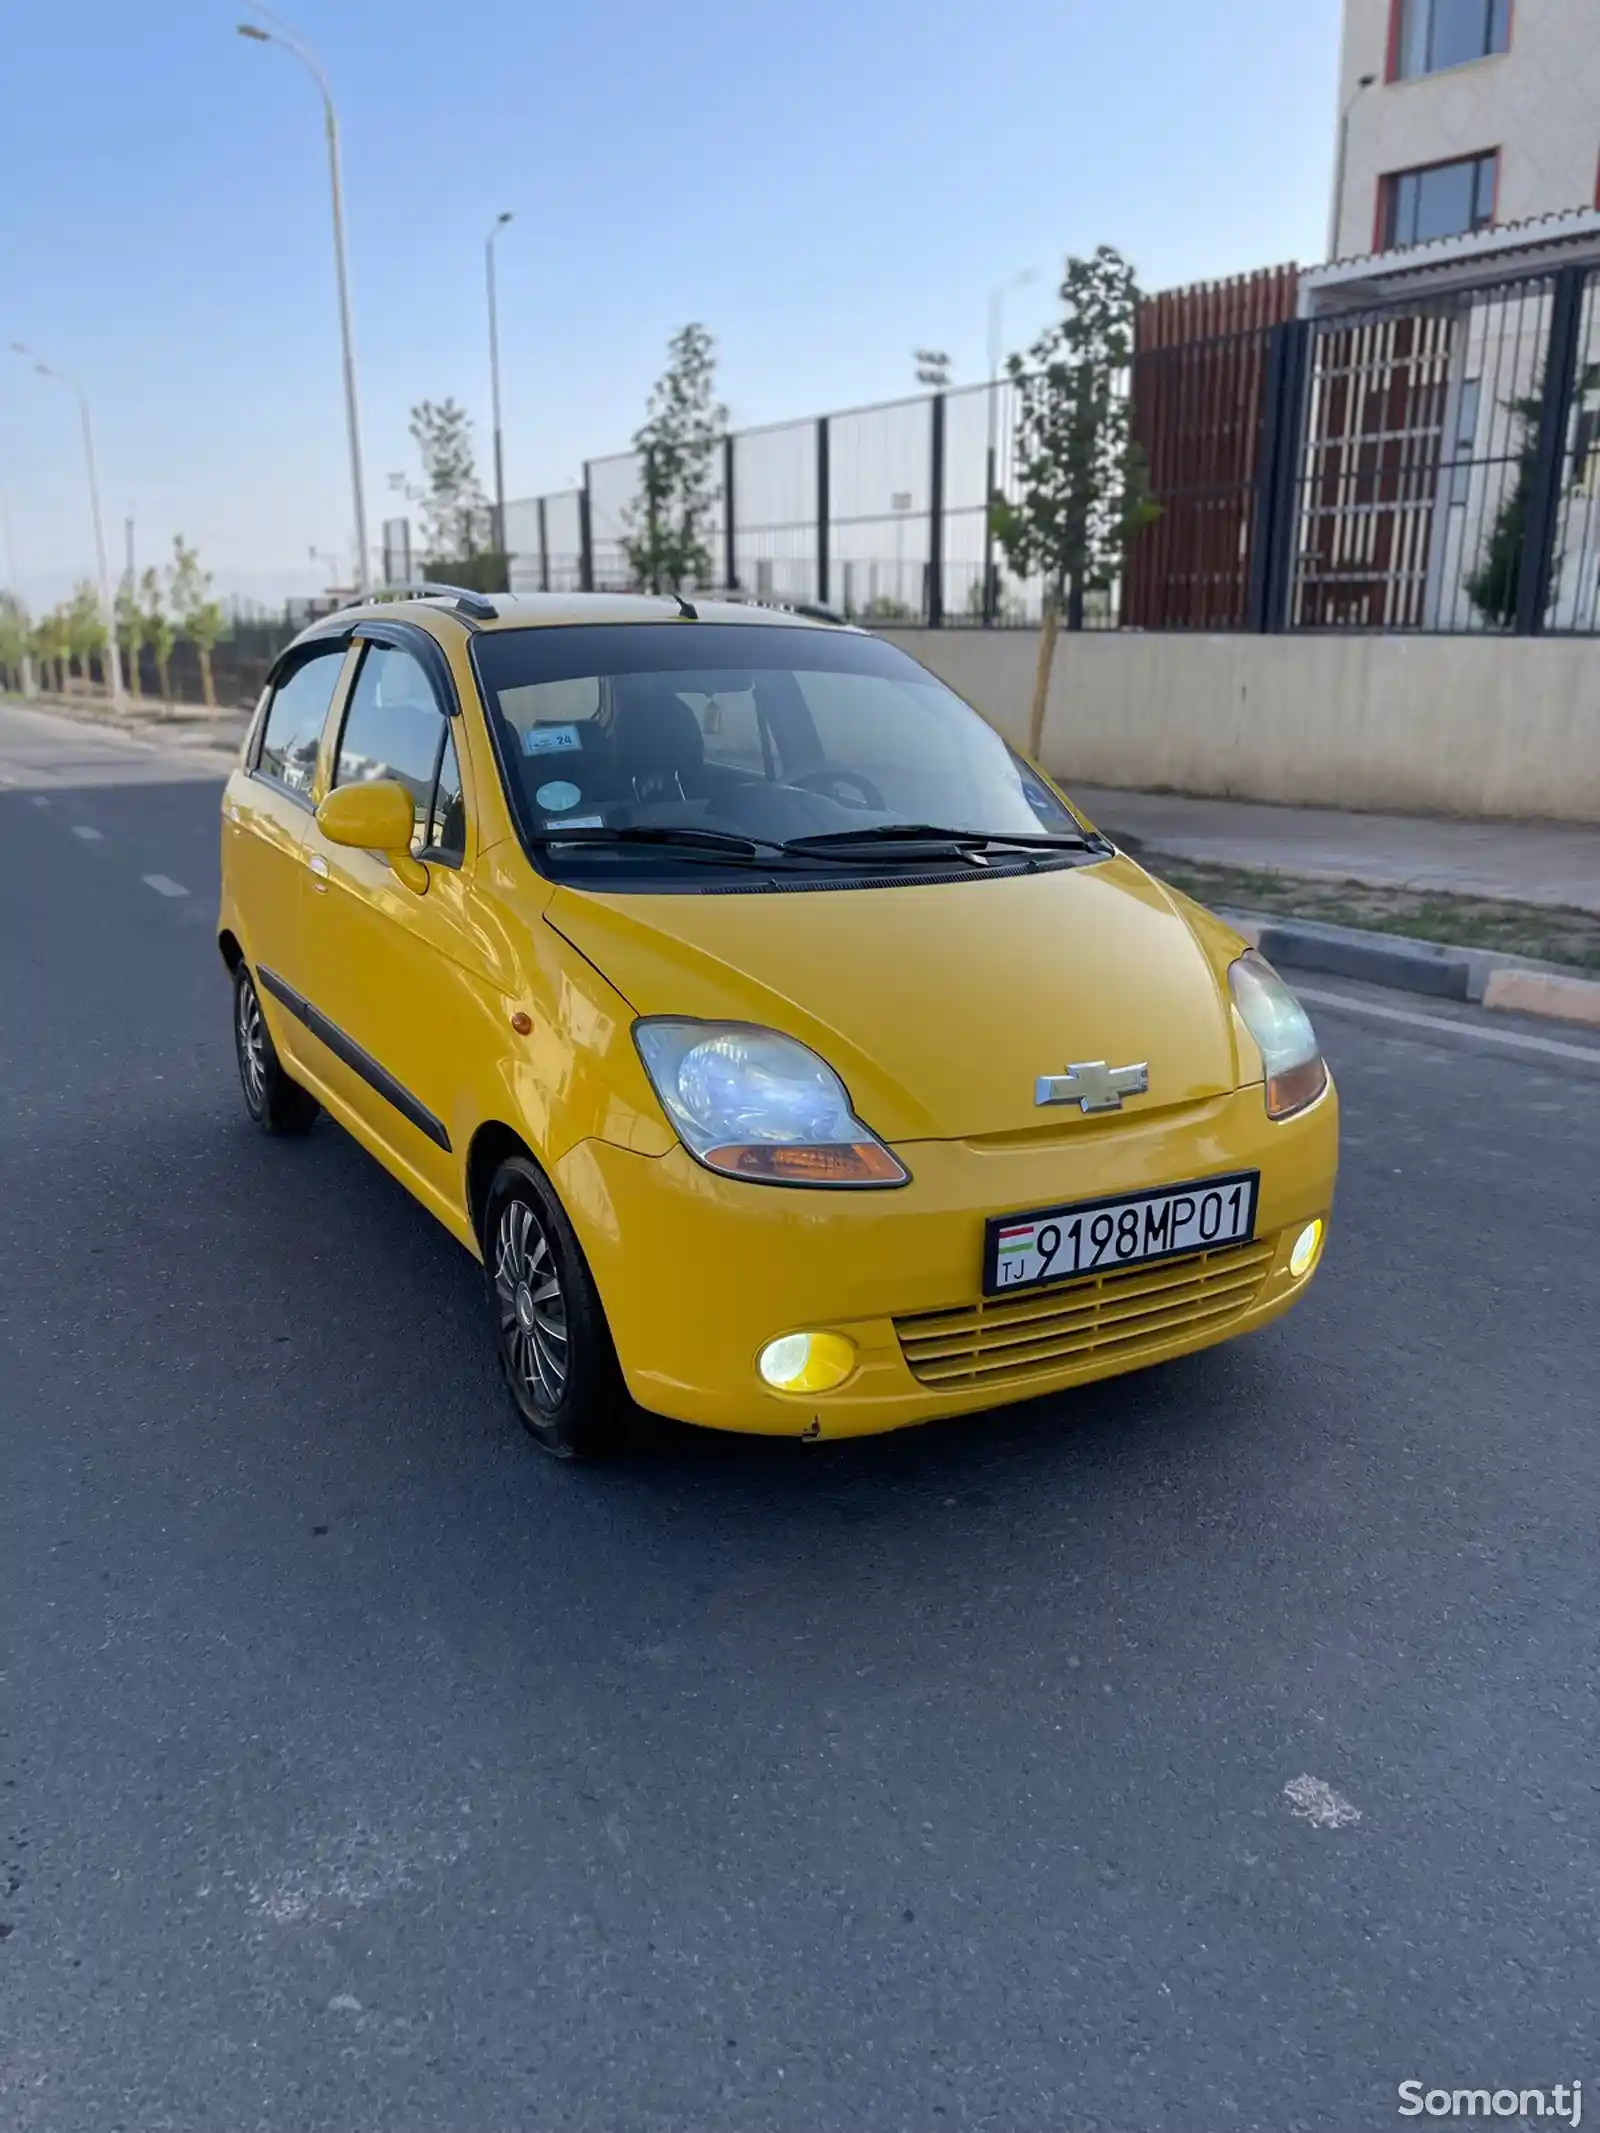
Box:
[255,646,346,798]
[333,643,460,857]
[1394,0,1510,79]
[1381,152,1498,248]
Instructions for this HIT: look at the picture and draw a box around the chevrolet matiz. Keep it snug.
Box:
[219,589,1338,1458]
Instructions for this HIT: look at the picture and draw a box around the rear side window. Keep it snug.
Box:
[334,643,461,858]
[256,647,346,796]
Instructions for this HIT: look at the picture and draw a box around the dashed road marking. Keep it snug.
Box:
[142,874,189,898]
[29,795,50,808]
[70,824,103,841]
[1297,983,1600,1066]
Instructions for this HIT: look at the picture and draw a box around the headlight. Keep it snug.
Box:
[1228,952,1328,1120]
[633,1020,909,1186]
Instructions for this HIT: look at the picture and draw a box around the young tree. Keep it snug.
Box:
[115,579,146,701]
[169,535,227,708]
[0,590,29,693]
[65,581,107,693]
[622,324,728,593]
[142,566,175,705]
[990,246,1159,759]
[34,606,70,695]
[408,398,489,562]
[1465,362,1600,628]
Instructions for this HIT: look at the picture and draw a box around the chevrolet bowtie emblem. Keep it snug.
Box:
[1035,1060,1150,1114]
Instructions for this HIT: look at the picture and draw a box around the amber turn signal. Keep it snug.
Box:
[1266,1055,1329,1120]
[702,1141,909,1186]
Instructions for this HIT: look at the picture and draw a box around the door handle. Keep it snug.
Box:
[307,852,330,890]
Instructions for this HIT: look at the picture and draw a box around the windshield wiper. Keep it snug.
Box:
[531,821,1109,871]
[532,824,789,860]
[781,823,1104,855]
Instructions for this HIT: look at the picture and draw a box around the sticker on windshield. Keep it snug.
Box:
[535,780,582,812]
[548,814,604,829]
[523,724,580,756]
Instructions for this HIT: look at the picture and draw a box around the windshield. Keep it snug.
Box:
[470,623,1092,882]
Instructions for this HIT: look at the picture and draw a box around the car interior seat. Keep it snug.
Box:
[610,675,708,804]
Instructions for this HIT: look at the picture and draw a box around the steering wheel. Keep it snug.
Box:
[789,767,886,811]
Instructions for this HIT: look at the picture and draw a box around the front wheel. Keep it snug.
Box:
[234,965,319,1136]
[483,1156,631,1459]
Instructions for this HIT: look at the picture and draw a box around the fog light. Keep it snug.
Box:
[1289,1220,1325,1279]
[758,1331,857,1394]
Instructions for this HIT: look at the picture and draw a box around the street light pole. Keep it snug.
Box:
[11,343,124,707]
[486,212,513,564]
[238,16,371,595]
[982,266,1038,626]
[1329,73,1379,260]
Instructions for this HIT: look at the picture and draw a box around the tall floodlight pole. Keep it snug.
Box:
[238,15,371,595]
[982,267,1038,626]
[11,343,124,705]
[486,211,513,561]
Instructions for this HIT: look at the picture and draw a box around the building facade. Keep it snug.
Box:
[1331,0,1600,262]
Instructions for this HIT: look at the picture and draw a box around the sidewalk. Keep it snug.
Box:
[2,689,249,759]
[1073,786,1600,916]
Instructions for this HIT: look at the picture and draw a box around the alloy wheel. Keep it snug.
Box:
[493,1198,569,1412]
[237,975,267,1111]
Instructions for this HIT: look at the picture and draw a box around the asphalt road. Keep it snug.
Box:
[4,699,1598,2133]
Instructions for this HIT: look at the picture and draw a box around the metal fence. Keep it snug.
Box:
[501,379,1077,630]
[1276,265,1600,633]
[487,257,1600,640]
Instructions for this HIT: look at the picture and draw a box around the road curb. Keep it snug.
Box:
[1216,907,1600,1028]
[1258,918,1469,999]
[1482,967,1600,1027]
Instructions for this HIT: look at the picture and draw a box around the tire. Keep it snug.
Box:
[234,964,319,1137]
[482,1154,631,1460]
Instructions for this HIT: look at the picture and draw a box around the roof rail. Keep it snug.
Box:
[345,581,499,622]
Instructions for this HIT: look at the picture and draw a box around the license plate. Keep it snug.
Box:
[984,1172,1260,1297]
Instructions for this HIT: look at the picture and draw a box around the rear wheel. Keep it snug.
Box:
[483,1155,630,1460]
[234,964,319,1136]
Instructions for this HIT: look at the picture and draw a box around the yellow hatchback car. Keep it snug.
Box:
[219,589,1337,1457]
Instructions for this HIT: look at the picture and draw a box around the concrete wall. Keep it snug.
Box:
[878,628,1600,823]
[1332,0,1600,260]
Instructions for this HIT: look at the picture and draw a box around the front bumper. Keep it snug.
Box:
[554,1081,1338,1438]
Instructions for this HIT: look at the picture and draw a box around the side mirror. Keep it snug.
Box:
[314,780,428,892]
[316,777,414,852]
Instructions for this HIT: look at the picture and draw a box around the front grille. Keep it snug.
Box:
[894,1239,1277,1390]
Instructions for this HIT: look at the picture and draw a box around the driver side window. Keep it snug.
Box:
[333,643,464,860]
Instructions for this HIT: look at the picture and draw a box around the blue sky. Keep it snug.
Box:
[1,0,1342,608]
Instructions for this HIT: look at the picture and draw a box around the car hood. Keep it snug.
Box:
[544,856,1244,1144]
